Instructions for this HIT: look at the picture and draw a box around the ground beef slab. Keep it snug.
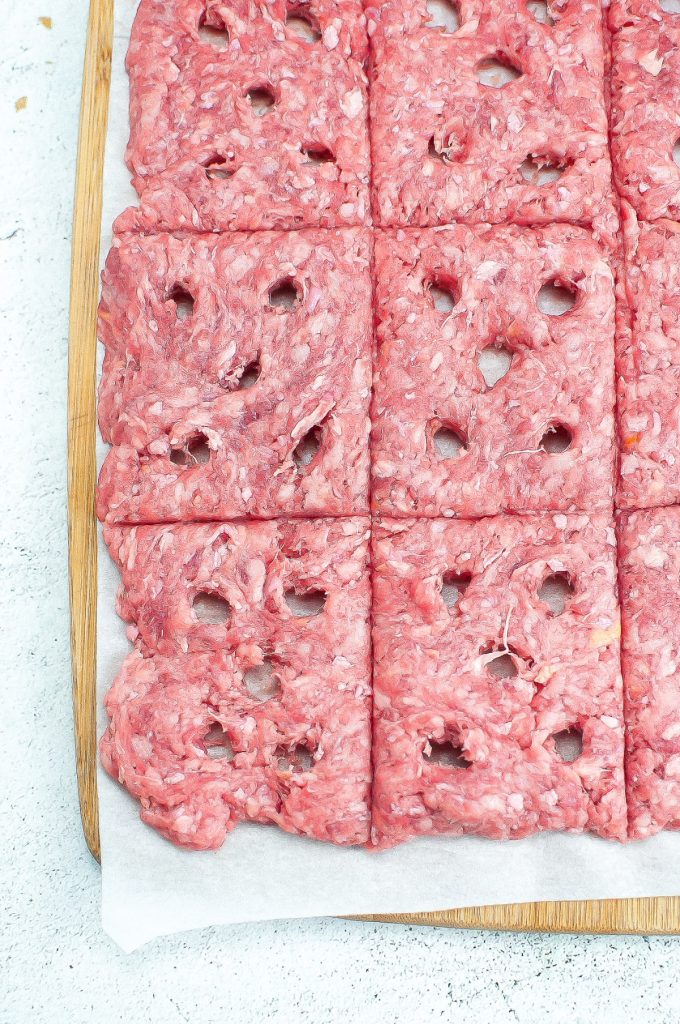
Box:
[116,0,370,232]
[96,229,372,523]
[366,0,615,238]
[100,518,372,849]
[371,224,617,519]
[618,506,680,840]
[371,514,626,848]
[608,1,680,222]
[615,211,680,509]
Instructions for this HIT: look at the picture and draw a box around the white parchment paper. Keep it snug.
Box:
[97,0,680,954]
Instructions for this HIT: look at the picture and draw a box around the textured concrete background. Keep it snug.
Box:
[3,2,680,1021]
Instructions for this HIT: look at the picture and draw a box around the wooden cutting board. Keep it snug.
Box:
[68,0,680,935]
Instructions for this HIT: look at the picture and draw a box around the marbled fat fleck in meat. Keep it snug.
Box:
[367,0,616,237]
[100,518,372,849]
[616,210,680,509]
[371,514,626,848]
[117,0,370,232]
[618,506,680,840]
[609,1,680,222]
[371,224,617,519]
[96,229,372,523]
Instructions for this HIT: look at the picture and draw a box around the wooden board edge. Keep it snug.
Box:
[66,0,680,935]
[67,0,114,865]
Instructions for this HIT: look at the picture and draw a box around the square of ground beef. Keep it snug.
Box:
[117,0,370,232]
[370,514,626,848]
[367,0,615,237]
[100,518,372,849]
[617,212,680,509]
[618,506,680,840]
[371,225,616,519]
[96,229,372,523]
[608,1,680,223]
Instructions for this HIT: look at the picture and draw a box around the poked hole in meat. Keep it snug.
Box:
[477,342,513,388]
[552,727,583,763]
[220,356,261,391]
[661,0,680,14]
[275,742,315,773]
[527,1,555,26]
[168,285,195,321]
[537,279,577,316]
[540,423,573,455]
[433,423,467,460]
[244,658,281,702]
[203,722,234,760]
[426,276,459,312]
[673,138,680,168]
[246,85,276,116]
[301,144,335,165]
[476,55,523,89]
[268,277,301,309]
[481,645,520,679]
[441,570,471,609]
[285,4,322,41]
[284,588,327,617]
[169,432,211,467]
[519,154,564,186]
[193,592,231,625]
[198,10,230,49]
[293,424,323,471]
[203,154,233,181]
[425,0,461,32]
[423,734,471,769]
[538,572,574,616]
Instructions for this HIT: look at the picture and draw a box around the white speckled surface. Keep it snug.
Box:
[3,0,680,1017]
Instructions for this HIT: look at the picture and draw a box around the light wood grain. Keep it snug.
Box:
[69,0,680,933]
[68,0,114,864]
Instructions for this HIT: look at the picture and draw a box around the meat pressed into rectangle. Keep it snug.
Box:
[616,211,680,510]
[100,518,372,849]
[608,1,680,223]
[96,229,372,523]
[367,0,615,237]
[371,224,617,519]
[618,506,680,840]
[116,0,370,232]
[371,514,626,848]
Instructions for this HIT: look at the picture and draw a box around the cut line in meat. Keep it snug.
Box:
[371,514,627,848]
[96,229,372,523]
[100,518,372,849]
[371,224,617,519]
[367,0,616,238]
[618,506,680,840]
[117,0,370,232]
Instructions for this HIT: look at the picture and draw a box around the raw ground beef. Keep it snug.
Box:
[618,506,680,840]
[366,0,616,238]
[100,517,372,848]
[608,0,680,221]
[371,514,627,847]
[96,229,372,523]
[616,210,680,510]
[117,0,370,232]
[371,224,617,519]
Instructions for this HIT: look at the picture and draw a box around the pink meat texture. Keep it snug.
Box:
[608,0,680,222]
[618,506,680,840]
[371,515,627,847]
[117,0,370,232]
[371,224,617,519]
[616,210,680,510]
[100,518,372,849]
[366,0,616,238]
[96,229,372,523]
